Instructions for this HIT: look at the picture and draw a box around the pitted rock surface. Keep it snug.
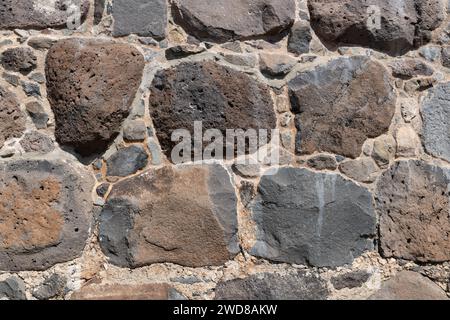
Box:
[0,86,26,149]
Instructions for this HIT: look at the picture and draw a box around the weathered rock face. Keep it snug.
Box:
[215,272,329,300]
[0,0,90,30]
[377,160,450,263]
[1,47,37,75]
[370,271,448,300]
[112,0,167,39]
[46,38,144,156]
[0,86,26,149]
[106,145,148,177]
[0,159,94,271]
[308,0,445,56]
[0,277,26,300]
[99,164,239,268]
[250,167,376,267]
[421,82,450,163]
[71,283,179,300]
[289,56,396,158]
[172,0,296,42]
[149,60,276,161]
[331,270,371,290]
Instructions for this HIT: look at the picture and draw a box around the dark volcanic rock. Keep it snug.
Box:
[331,270,371,290]
[0,277,26,300]
[0,159,94,271]
[106,145,148,177]
[377,160,450,263]
[25,101,49,129]
[172,0,296,42]
[0,0,90,30]
[288,21,312,55]
[308,0,445,56]
[99,164,239,268]
[112,0,167,39]
[0,86,26,148]
[20,131,55,154]
[215,272,329,300]
[289,56,396,158]
[421,82,450,163]
[250,167,376,267]
[33,274,66,300]
[149,60,276,161]
[1,47,37,75]
[46,38,144,156]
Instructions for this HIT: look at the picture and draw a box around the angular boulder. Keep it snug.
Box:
[308,0,445,56]
[289,56,396,158]
[421,82,450,163]
[172,0,296,42]
[250,167,376,267]
[46,38,144,156]
[99,164,239,268]
[0,0,90,30]
[377,160,450,263]
[0,159,94,271]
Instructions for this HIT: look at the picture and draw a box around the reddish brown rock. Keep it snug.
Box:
[149,60,276,161]
[0,86,26,148]
[71,283,179,300]
[99,164,239,268]
[0,159,94,271]
[289,56,396,158]
[46,38,144,156]
[370,271,448,300]
[377,160,450,263]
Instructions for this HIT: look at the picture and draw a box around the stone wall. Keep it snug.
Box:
[0,0,450,300]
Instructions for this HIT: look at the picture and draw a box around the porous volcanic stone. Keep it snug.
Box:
[99,164,239,268]
[172,0,296,42]
[46,38,144,156]
[149,61,276,161]
[112,0,167,39]
[0,0,90,30]
[1,47,37,75]
[215,272,329,300]
[20,131,54,154]
[288,21,312,55]
[289,56,396,158]
[331,270,371,290]
[250,167,376,267]
[308,0,445,56]
[0,86,26,148]
[370,271,448,300]
[0,159,94,271]
[421,82,450,163]
[377,160,450,263]
[388,58,434,79]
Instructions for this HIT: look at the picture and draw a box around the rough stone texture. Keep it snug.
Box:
[106,145,148,177]
[395,126,420,157]
[372,134,396,168]
[1,47,37,75]
[289,56,396,158]
[421,82,450,163]
[377,160,450,263]
[165,44,206,60]
[339,158,379,183]
[123,120,147,142]
[112,0,167,39]
[307,154,338,171]
[370,271,448,300]
[215,272,329,300]
[149,61,276,161]
[331,270,371,290]
[240,181,256,208]
[0,0,90,30]
[71,283,176,300]
[33,274,66,300]
[46,38,144,156]
[28,37,57,51]
[388,58,434,79]
[94,0,105,25]
[0,277,26,300]
[288,21,312,55]
[20,131,55,154]
[0,86,26,148]
[259,53,297,77]
[172,0,296,42]
[251,167,376,267]
[99,164,239,268]
[308,0,445,56]
[25,101,49,129]
[0,159,94,271]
